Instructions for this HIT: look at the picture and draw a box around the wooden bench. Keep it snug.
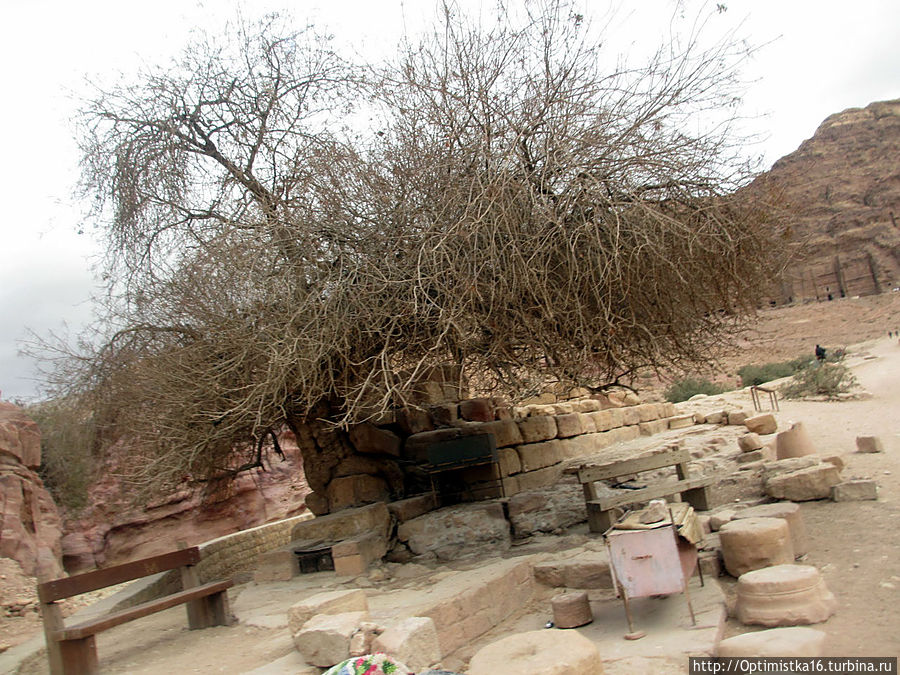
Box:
[577,448,713,533]
[37,547,233,674]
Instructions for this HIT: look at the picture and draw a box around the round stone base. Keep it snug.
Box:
[468,630,604,675]
[716,627,826,657]
[732,502,808,556]
[719,517,795,577]
[735,564,837,627]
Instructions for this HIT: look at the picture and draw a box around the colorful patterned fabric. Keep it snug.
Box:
[322,653,412,675]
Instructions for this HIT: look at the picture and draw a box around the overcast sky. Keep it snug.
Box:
[1,0,898,402]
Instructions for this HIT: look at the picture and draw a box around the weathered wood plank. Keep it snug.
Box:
[38,548,202,603]
[589,476,713,511]
[576,448,690,485]
[56,579,233,641]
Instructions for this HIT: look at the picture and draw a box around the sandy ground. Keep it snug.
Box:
[3,294,900,671]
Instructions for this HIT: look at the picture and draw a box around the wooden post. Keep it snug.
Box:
[58,636,99,675]
[180,563,210,629]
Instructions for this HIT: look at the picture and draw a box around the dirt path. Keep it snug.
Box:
[749,337,900,656]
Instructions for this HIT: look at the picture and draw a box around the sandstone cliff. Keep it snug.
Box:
[60,432,309,572]
[752,99,900,303]
[0,403,63,578]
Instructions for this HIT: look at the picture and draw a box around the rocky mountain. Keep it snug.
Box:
[752,98,900,304]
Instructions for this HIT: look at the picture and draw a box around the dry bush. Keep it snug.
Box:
[38,2,789,493]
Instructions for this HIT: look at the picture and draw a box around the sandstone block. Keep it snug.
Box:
[822,454,845,472]
[738,433,764,453]
[604,407,625,429]
[855,436,884,453]
[333,553,366,577]
[578,413,598,433]
[728,410,749,425]
[254,545,299,583]
[735,564,837,627]
[387,494,438,523]
[621,406,642,426]
[348,423,401,457]
[636,403,660,422]
[776,422,818,460]
[552,591,593,628]
[332,532,388,577]
[554,413,584,438]
[572,399,601,413]
[498,446,522,476]
[738,447,775,464]
[371,617,441,672]
[831,480,877,501]
[428,403,458,426]
[532,552,612,589]
[719,517,794,577]
[291,502,390,543]
[480,419,524,448]
[397,501,510,559]
[732,502,808,557]
[763,456,821,478]
[327,474,390,511]
[668,414,695,430]
[638,419,669,436]
[745,413,778,435]
[766,464,841,501]
[716,627,826,657]
[395,407,434,435]
[305,491,329,516]
[704,411,726,425]
[517,415,558,443]
[516,440,561,472]
[507,487,587,537]
[663,402,677,417]
[586,410,611,432]
[288,590,369,636]
[515,464,564,492]
[617,425,641,442]
[459,398,495,422]
[468,630,603,675]
[293,611,368,667]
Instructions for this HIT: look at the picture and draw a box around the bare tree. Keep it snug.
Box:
[46,2,787,494]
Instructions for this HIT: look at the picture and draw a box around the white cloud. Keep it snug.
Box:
[1,0,898,400]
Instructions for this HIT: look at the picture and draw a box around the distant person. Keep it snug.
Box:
[815,344,826,362]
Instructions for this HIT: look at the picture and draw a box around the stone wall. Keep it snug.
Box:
[306,395,684,514]
[111,512,313,610]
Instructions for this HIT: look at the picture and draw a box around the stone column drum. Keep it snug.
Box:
[467,630,604,675]
[719,517,795,577]
[551,591,593,628]
[735,564,837,627]
[716,627,826,657]
[776,422,817,460]
[732,502,808,557]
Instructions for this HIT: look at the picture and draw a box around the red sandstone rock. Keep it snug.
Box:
[0,404,63,577]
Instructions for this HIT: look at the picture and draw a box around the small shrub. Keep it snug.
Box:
[780,362,857,399]
[664,378,729,403]
[29,399,96,512]
[737,355,812,387]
